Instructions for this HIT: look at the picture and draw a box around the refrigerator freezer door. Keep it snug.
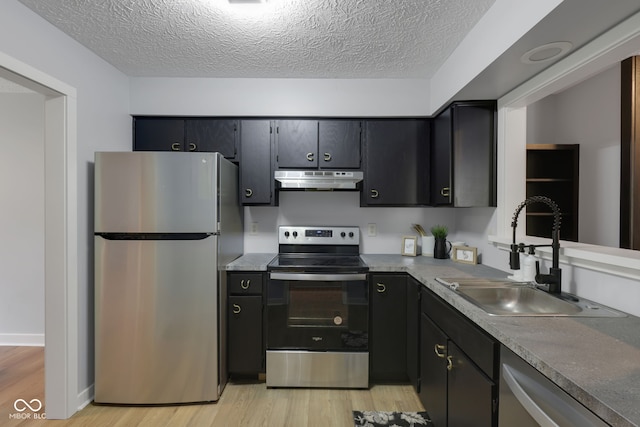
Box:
[94,235,220,404]
[94,151,219,233]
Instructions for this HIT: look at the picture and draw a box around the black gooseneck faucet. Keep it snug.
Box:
[510,195,562,294]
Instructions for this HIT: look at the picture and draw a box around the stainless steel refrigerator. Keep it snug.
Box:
[93,151,243,404]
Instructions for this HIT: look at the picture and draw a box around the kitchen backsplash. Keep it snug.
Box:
[243,191,457,254]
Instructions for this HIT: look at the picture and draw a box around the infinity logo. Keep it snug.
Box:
[14,399,42,412]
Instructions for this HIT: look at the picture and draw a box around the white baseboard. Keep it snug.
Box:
[77,384,94,410]
[0,333,45,346]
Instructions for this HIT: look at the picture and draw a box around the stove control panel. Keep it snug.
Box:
[278,226,360,245]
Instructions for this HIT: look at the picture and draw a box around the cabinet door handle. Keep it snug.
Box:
[434,344,446,358]
[171,142,181,151]
[371,189,379,199]
[241,279,250,290]
[232,304,241,314]
[376,283,386,293]
[245,188,253,198]
[441,187,450,197]
[306,152,315,161]
[189,142,197,151]
[324,152,331,161]
[446,355,454,371]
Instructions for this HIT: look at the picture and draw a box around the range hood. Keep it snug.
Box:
[275,170,363,190]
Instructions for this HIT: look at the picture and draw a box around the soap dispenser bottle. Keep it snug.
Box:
[523,246,537,282]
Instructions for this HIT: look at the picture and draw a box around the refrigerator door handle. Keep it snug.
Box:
[95,232,213,240]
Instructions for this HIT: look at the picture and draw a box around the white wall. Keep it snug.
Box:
[556,64,620,246]
[527,64,621,246]
[0,93,45,345]
[244,192,459,254]
[0,0,131,402]
[130,77,431,117]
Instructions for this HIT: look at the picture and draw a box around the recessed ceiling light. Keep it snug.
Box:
[521,42,572,64]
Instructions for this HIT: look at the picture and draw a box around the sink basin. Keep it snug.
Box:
[458,286,581,316]
[435,278,626,317]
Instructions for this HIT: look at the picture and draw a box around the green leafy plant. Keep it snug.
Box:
[430,224,448,239]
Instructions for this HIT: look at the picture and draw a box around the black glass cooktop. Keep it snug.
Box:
[268,254,368,272]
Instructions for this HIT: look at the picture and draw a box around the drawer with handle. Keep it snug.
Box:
[228,272,264,295]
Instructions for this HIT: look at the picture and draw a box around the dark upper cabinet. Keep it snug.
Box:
[275,120,319,168]
[133,117,239,160]
[133,118,184,152]
[184,119,238,158]
[318,120,361,169]
[431,101,496,207]
[362,119,430,206]
[239,120,275,205]
[370,274,407,381]
[275,119,362,169]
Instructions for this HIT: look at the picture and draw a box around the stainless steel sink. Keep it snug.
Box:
[435,278,626,317]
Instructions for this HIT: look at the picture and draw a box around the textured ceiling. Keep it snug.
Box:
[17,0,495,79]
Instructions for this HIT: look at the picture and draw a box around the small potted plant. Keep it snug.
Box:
[430,224,448,239]
[430,225,451,259]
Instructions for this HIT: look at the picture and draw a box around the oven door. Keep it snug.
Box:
[267,272,368,351]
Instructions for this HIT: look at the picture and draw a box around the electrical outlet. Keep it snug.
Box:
[250,222,258,235]
[367,223,377,236]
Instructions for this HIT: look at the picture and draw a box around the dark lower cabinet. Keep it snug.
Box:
[447,341,496,427]
[228,295,263,375]
[420,313,448,427]
[227,272,265,376]
[406,277,421,391]
[370,274,407,381]
[419,286,498,426]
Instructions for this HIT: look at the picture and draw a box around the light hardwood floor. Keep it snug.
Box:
[1,347,424,426]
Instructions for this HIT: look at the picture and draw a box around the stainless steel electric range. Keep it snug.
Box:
[266,226,369,389]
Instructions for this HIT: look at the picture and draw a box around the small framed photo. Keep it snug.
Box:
[452,245,478,265]
[401,236,418,256]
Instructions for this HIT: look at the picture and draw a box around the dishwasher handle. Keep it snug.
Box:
[502,364,560,427]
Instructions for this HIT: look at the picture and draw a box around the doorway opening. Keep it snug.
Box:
[0,52,78,420]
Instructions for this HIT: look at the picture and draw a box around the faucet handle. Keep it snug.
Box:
[509,244,521,270]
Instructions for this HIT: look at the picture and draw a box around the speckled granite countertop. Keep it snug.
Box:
[225,253,276,271]
[227,253,640,426]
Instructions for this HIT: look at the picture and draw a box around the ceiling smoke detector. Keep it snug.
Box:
[521,42,572,64]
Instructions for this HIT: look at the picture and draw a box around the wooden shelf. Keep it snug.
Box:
[526,144,579,241]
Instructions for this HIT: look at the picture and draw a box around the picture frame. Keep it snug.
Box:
[452,245,478,265]
[401,236,418,256]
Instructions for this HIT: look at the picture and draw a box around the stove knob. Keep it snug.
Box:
[340,232,346,238]
[292,231,298,238]
[284,231,290,238]
[349,232,354,238]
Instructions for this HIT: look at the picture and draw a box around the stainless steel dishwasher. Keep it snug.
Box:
[499,345,609,426]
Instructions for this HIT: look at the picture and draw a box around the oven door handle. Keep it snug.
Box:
[269,272,367,282]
